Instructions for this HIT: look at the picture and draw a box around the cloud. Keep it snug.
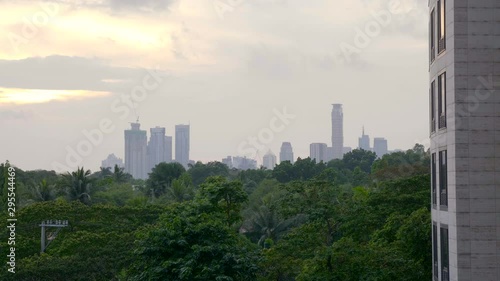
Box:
[0,109,33,120]
[0,55,159,92]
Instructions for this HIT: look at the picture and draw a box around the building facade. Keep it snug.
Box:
[358,127,371,151]
[279,142,294,163]
[373,138,388,158]
[124,123,147,179]
[101,153,124,169]
[331,104,344,159]
[263,151,277,170]
[429,1,500,280]
[175,124,190,168]
[310,143,328,163]
[147,127,172,173]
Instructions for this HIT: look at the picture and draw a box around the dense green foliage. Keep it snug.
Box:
[0,145,431,280]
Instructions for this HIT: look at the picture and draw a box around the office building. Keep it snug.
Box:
[124,122,147,179]
[310,143,328,163]
[263,150,277,170]
[279,142,294,163]
[175,124,190,168]
[373,138,388,158]
[429,1,500,280]
[331,104,344,159]
[101,154,124,170]
[358,127,370,151]
[147,126,172,172]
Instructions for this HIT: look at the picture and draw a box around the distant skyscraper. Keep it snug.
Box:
[263,150,277,170]
[222,156,233,169]
[101,154,124,169]
[373,138,388,158]
[358,127,370,151]
[147,127,172,173]
[343,147,352,155]
[310,143,328,163]
[231,156,257,170]
[325,147,334,162]
[331,104,344,159]
[279,142,294,163]
[175,124,190,168]
[125,122,147,179]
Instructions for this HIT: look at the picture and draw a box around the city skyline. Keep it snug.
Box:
[0,1,429,172]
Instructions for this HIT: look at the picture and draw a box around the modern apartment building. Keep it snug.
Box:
[429,1,500,280]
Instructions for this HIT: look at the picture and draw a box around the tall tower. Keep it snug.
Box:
[429,1,500,281]
[331,104,344,159]
[124,122,147,179]
[279,142,294,164]
[358,127,370,151]
[175,124,190,168]
[147,127,172,173]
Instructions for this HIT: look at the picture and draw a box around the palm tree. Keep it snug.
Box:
[245,196,299,247]
[27,179,56,202]
[62,167,92,205]
[112,165,130,183]
[165,174,195,203]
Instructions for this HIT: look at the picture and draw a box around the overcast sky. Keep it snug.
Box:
[0,0,429,172]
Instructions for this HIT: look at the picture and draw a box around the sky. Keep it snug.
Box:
[0,0,430,173]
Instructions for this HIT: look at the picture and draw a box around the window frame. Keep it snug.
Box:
[439,150,448,207]
[438,72,446,129]
[432,153,437,206]
[440,226,449,281]
[433,223,439,280]
[430,8,436,62]
[437,0,446,53]
[430,80,436,133]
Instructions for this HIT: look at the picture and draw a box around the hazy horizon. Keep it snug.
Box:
[0,0,429,172]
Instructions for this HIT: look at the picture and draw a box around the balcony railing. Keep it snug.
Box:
[431,118,436,133]
[438,38,446,54]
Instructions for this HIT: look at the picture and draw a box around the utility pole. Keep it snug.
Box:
[40,220,69,253]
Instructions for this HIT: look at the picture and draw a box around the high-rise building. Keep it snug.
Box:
[147,127,172,172]
[343,147,352,155]
[373,138,388,158]
[222,156,233,169]
[310,143,328,163]
[429,2,500,280]
[358,127,370,151]
[124,122,147,179]
[325,147,334,162]
[331,104,344,159]
[175,124,190,168]
[101,153,124,169]
[279,142,294,163]
[231,156,257,170]
[263,150,277,170]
